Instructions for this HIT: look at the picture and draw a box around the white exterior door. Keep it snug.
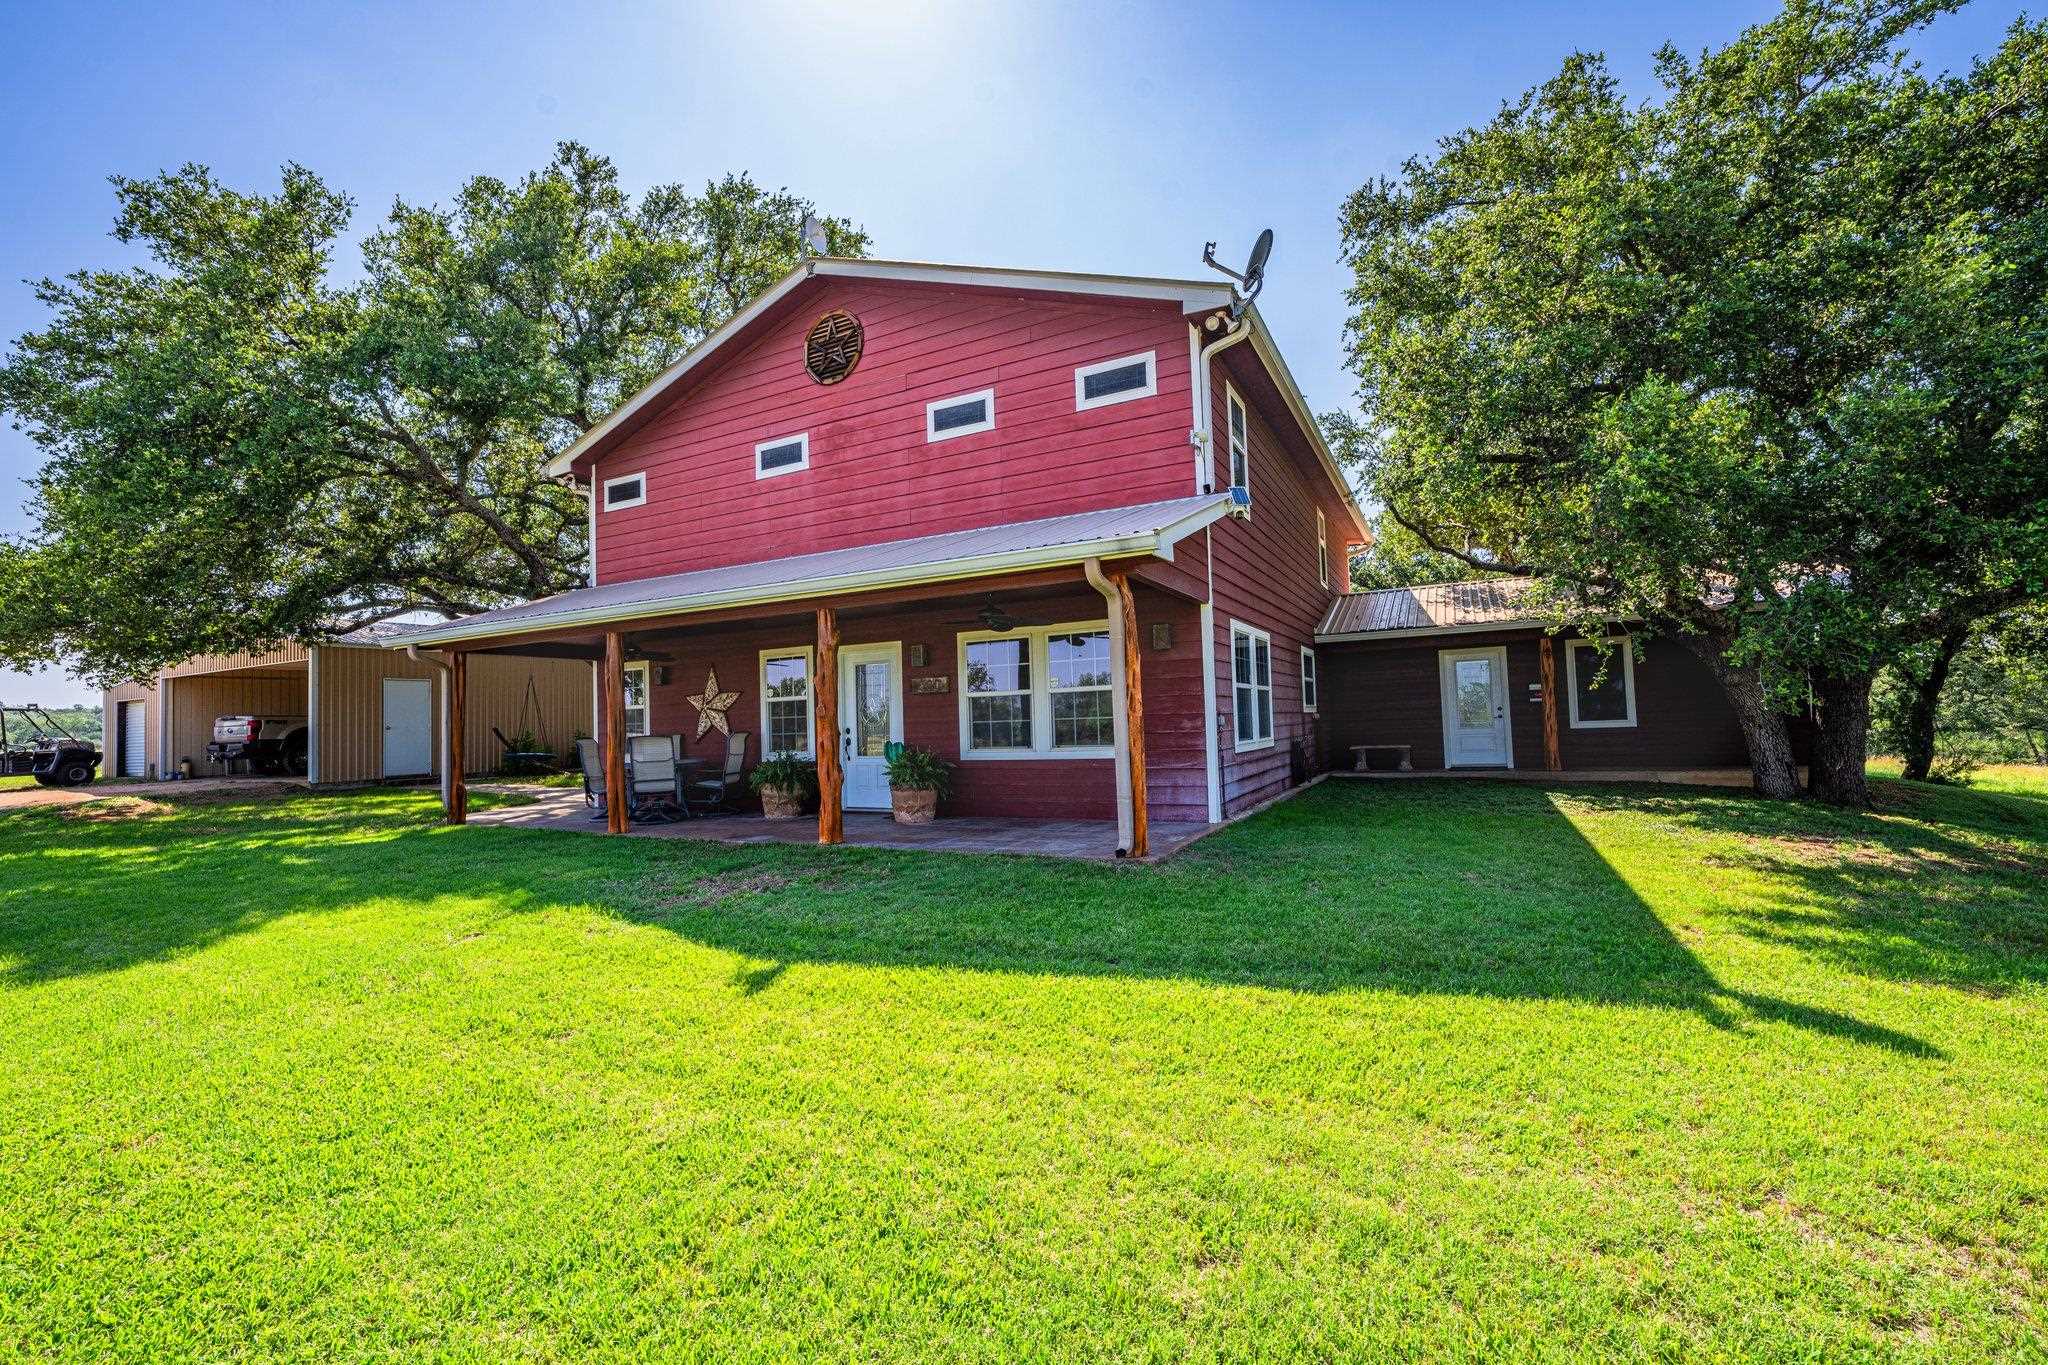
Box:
[837,643,903,810]
[382,678,434,777]
[1439,646,1513,767]
[119,701,147,777]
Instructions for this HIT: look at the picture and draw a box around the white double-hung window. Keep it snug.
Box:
[621,661,651,737]
[1231,621,1273,751]
[759,648,815,755]
[960,622,1115,759]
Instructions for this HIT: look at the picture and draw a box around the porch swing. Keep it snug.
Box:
[491,673,560,774]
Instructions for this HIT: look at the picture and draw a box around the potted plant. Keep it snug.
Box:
[884,744,952,825]
[748,753,818,819]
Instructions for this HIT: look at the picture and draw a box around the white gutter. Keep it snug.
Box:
[389,498,1231,650]
[1082,557,1135,856]
[1194,312,1254,492]
[1315,618,1548,645]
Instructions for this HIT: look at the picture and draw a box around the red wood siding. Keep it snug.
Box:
[620,584,1210,825]
[593,281,1199,584]
[1319,627,1810,771]
[1204,352,1349,816]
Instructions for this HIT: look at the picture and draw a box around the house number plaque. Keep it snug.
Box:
[910,675,951,695]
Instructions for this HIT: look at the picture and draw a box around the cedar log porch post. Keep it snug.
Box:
[446,650,468,824]
[815,607,843,844]
[1109,569,1149,859]
[603,630,630,834]
[1538,636,1562,772]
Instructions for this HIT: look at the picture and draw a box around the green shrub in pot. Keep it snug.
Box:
[748,753,818,818]
[883,744,952,824]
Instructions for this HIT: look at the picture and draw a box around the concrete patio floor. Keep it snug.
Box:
[466,786,1210,862]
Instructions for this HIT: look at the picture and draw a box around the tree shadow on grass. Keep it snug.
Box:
[0,783,1952,1057]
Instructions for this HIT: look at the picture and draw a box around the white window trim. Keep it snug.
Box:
[1300,645,1318,714]
[758,646,816,757]
[1316,508,1330,588]
[1074,351,1158,411]
[1225,382,1252,508]
[621,660,651,738]
[754,431,810,480]
[601,471,647,511]
[926,387,996,442]
[956,619,1115,761]
[1565,637,1638,729]
[1230,620,1275,753]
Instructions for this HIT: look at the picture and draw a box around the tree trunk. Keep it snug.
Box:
[1681,635,1802,800]
[1809,669,1874,807]
[1899,626,1968,782]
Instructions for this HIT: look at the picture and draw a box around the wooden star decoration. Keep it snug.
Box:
[686,667,740,739]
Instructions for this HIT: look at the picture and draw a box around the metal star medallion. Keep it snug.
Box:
[686,667,741,739]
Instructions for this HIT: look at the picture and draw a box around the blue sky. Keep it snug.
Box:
[0,0,2022,704]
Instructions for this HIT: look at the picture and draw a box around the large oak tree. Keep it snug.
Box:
[0,143,866,683]
[1339,0,2047,804]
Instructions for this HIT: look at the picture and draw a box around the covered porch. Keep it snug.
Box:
[394,497,1232,860]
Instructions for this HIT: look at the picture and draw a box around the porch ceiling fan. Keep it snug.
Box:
[946,599,1042,634]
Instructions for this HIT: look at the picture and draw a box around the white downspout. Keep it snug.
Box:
[1192,310,1250,824]
[1082,557,1135,856]
[1193,312,1254,492]
[584,477,598,587]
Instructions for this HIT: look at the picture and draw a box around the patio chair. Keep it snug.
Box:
[627,734,684,823]
[686,731,750,816]
[574,738,607,821]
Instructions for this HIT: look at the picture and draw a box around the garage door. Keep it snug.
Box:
[119,700,147,777]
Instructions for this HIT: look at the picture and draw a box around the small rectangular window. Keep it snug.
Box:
[926,388,995,441]
[1300,646,1318,713]
[1317,508,1329,588]
[1566,638,1638,728]
[1075,352,1158,411]
[755,432,810,479]
[759,649,814,756]
[1231,622,1273,750]
[621,661,651,737]
[1226,385,1251,495]
[602,472,646,511]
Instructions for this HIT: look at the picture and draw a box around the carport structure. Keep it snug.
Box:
[103,627,590,786]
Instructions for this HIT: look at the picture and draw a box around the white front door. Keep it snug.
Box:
[382,678,434,777]
[837,643,903,810]
[1439,646,1513,767]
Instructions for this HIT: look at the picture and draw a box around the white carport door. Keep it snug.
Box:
[382,679,433,777]
[119,701,147,777]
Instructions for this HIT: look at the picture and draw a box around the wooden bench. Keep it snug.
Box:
[1350,744,1413,773]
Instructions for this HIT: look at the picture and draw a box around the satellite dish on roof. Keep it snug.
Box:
[1201,228,1273,319]
[799,212,830,258]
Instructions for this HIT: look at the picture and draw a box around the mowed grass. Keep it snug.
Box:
[0,773,2043,1362]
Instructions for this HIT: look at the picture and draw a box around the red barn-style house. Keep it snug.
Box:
[396,254,1365,853]
[395,252,1783,854]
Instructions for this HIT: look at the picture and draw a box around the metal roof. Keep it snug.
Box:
[390,494,1233,649]
[1318,577,1543,640]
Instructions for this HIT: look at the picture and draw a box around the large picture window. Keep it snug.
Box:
[1565,638,1638,728]
[621,661,651,737]
[1231,621,1273,751]
[959,622,1115,759]
[759,649,814,756]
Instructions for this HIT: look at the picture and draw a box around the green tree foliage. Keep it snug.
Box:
[1875,605,2048,771]
[1339,0,2048,803]
[0,144,867,684]
[1321,411,1491,590]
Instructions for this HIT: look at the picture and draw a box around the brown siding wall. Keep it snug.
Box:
[164,645,310,678]
[316,647,591,784]
[1320,628,1775,771]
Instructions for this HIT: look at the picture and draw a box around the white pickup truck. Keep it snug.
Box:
[205,715,309,776]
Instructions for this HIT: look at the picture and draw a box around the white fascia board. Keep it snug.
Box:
[1243,308,1372,546]
[390,498,1231,650]
[815,258,1233,312]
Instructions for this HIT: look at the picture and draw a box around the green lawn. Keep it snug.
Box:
[1,772,2043,1361]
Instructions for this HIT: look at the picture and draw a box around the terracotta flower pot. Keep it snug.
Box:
[759,785,807,820]
[891,787,938,824]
